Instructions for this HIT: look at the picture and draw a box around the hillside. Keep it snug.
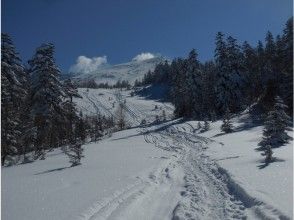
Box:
[2,88,293,220]
[71,57,167,85]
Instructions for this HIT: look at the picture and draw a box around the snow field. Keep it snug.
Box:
[2,88,292,220]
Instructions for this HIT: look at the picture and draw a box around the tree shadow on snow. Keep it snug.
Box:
[34,166,71,175]
[257,158,285,169]
[111,119,185,141]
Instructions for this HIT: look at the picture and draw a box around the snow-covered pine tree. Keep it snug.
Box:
[67,138,84,166]
[28,43,65,159]
[215,32,230,114]
[215,33,244,114]
[162,110,166,121]
[225,36,244,112]
[63,79,82,142]
[116,103,126,130]
[259,96,291,148]
[75,111,86,143]
[279,18,293,114]
[221,108,233,133]
[185,49,202,118]
[201,120,210,132]
[261,145,273,163]
[242,41,260,106]
[201,61,217,119]
[170,58,187,117]
[1,33,28,165]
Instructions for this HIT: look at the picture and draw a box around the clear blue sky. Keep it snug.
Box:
[2,0,292,72]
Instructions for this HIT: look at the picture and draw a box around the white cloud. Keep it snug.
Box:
[132,52,155,62]
[70,55,107,73]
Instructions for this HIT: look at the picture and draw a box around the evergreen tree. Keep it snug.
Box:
[67,138,84,166]
[242,41,260,105]
[261,145,273,163]
[279,18,293,114]
[201,120,210,132]
[63,79,82,142]
[1,33,27,165]
[116,103,127,130]
[221,109,233,133]
[186,49,202,118]
[201,61,217,119]
[215,32,230,114]
[76,111,86,143]
[259,96,291,148]
[226,36,244,112]
[28,43,65,159]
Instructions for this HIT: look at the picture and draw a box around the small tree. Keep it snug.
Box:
[67,138,84,166]
[201,120,210,132]
[162,110,166,121]
[261,145,273,163]
[259,96,291,148]
[221,108,233,133]
[116,103,126,130]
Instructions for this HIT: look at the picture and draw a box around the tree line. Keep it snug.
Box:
[1,34,117,166]
[137,18,293,120]
[136,17,292,164]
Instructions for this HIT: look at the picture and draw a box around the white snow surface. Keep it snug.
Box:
[2,88,293,220]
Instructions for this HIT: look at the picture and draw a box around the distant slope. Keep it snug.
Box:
[71,57,166,85]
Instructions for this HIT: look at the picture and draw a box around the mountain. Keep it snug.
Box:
[71,56,167,85]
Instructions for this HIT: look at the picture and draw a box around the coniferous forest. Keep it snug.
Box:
[1,17,292,167]
[138,18,293,120]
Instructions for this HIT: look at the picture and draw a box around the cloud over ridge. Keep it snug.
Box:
[132,52,155,62]
[70,55,107,73]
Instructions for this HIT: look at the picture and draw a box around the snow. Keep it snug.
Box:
[2,88,293,220]
[74,88,174,126]
[2,128,171,220]
[195,113,293,219]
[72,57,166,85]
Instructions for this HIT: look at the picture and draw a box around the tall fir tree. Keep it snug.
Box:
[259,96,291,148]
[215,32,231,114]
[1,33,28,165]
[28,43,65,159]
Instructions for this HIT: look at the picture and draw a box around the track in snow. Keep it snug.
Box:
[78,90,284,220]
[80,119,260,220]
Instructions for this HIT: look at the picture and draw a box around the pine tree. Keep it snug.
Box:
[242,41,260,105]
[261,145,273,163]
[63,79,82,141]
[215,32,230,114]
[201,120,210,132]
[201,61,217,119]
[186,49,202,118]
[225,36,244,112]
[1,33,27,165]
[116,103,126,130]
[259,96,291,148]
[279,18,293,114]
[28,43,65,159]
[221,108,233,133]
[67,138,84,166]
[76,111,86,143]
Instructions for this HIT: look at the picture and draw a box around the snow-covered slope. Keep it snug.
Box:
[74,88,174,126]
[2,88,293,220]
[72,57,166,85]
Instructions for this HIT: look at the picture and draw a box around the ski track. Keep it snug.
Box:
[79,90,287,220]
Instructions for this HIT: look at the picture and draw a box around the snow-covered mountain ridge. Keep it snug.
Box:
[71,56,167,85]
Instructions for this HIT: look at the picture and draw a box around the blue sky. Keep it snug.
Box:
[2,0,292,72]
